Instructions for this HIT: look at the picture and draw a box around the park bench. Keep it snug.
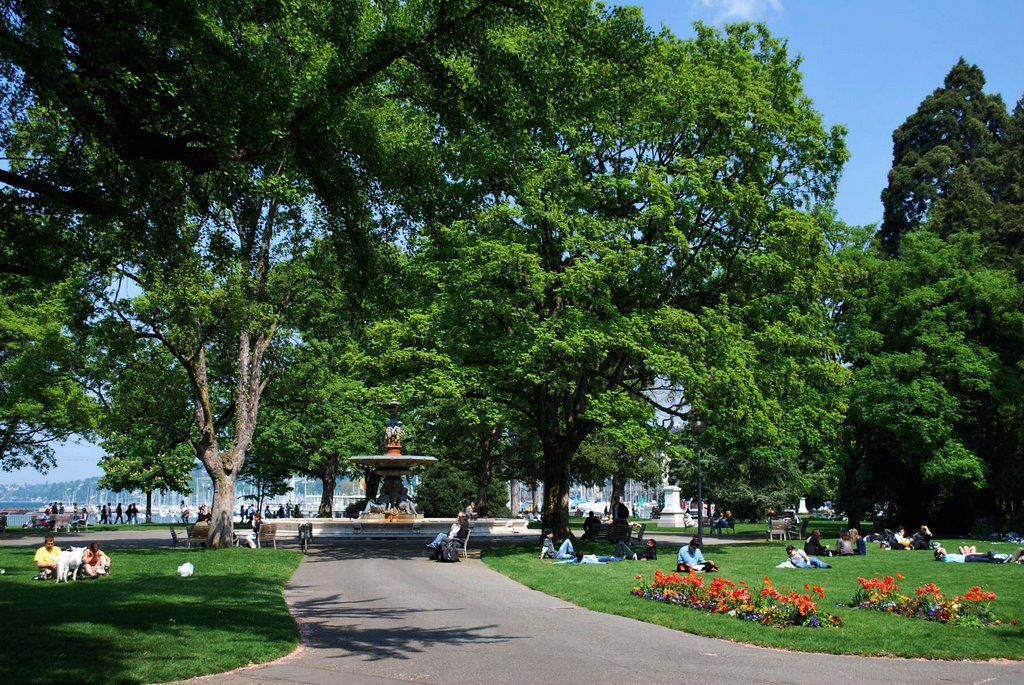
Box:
[766,518,792,541]
[712,516,735,534]
[169,527,183,547]
[457,527,471,559]
[256,522,277,549]
[602,523,634,544]
[186,524,209,548]
[51,514,72,532]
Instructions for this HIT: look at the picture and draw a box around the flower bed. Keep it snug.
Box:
[849,574,1010,626]
[631,570,842,628]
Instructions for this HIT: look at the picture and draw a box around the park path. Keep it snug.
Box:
[168,540,1024,685]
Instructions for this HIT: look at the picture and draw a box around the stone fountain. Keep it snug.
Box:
[350,399,436,520]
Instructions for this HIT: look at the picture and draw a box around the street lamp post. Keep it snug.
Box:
[691,419,707,546]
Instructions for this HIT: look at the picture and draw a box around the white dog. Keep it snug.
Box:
[56,546,86,583]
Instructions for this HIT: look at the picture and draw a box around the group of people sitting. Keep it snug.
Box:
[32,535,111,580]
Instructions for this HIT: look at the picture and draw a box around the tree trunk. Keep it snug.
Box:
[145,490,153,524]
[318,454,339,517]
[611,473,625,503]
[843,458,862,533]
[208,466,238,547]
[541,442,573,538]
[476,424,500,516]
[510,479,520,516]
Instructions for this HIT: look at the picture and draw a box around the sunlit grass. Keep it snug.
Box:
[483,537,1024,659]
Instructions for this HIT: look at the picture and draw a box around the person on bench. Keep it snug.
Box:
[245,513,264,548]
[427,513,469,554]
[581,512,601,540]
[712,510,732,533]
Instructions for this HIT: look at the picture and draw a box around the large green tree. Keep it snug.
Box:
[2,0,581,544]
[879,59,1010,255]
[379,19,847,536]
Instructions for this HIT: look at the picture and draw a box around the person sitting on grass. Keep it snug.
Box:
[911,524,934,550]
[82,543,111,577]
[804,529,833,557]
[677,537,718,572]
[933,546,1012,563]
[784,544,831,568]
[540,529,575,560]
[836,530,854,556]
[639,538,658,561]
[849,528,867,556]
[892,525,912,549]
[33,535,60,580]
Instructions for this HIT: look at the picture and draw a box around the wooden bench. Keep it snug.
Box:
[256,522,277,549]
[766,518,792,541]
[52,514,73,532]
[603,523,634,544]
[169,527,182,547]
[186,524,209,548]
[712,516,735,534]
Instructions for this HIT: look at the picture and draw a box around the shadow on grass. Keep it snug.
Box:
[0,547,300,684]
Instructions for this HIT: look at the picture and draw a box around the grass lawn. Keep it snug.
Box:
[483,537,1024,659]
[0,545,302,684]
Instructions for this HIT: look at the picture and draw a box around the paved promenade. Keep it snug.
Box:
[5,529,1022,684]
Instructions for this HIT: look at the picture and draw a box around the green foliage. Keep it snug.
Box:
[414,462,476,517]
[879,59,1010,254]
[375,18,847,535]
[0,275,96,472]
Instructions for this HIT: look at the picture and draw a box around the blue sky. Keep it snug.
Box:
[642,0,1024,227]
[4,0,1022,487]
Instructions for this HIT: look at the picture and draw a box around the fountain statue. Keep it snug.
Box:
[351,399,436,520]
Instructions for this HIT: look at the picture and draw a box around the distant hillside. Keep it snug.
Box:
[0,477,103,504]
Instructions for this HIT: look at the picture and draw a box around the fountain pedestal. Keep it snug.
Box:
[351,399,436,519]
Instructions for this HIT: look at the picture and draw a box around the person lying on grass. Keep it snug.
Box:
[780,544,831,568]
[933,546,1014,563]
[555,550,626,564]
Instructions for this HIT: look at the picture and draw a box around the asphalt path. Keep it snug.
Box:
[5,529,1022,684]
[172,540,1024,685]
